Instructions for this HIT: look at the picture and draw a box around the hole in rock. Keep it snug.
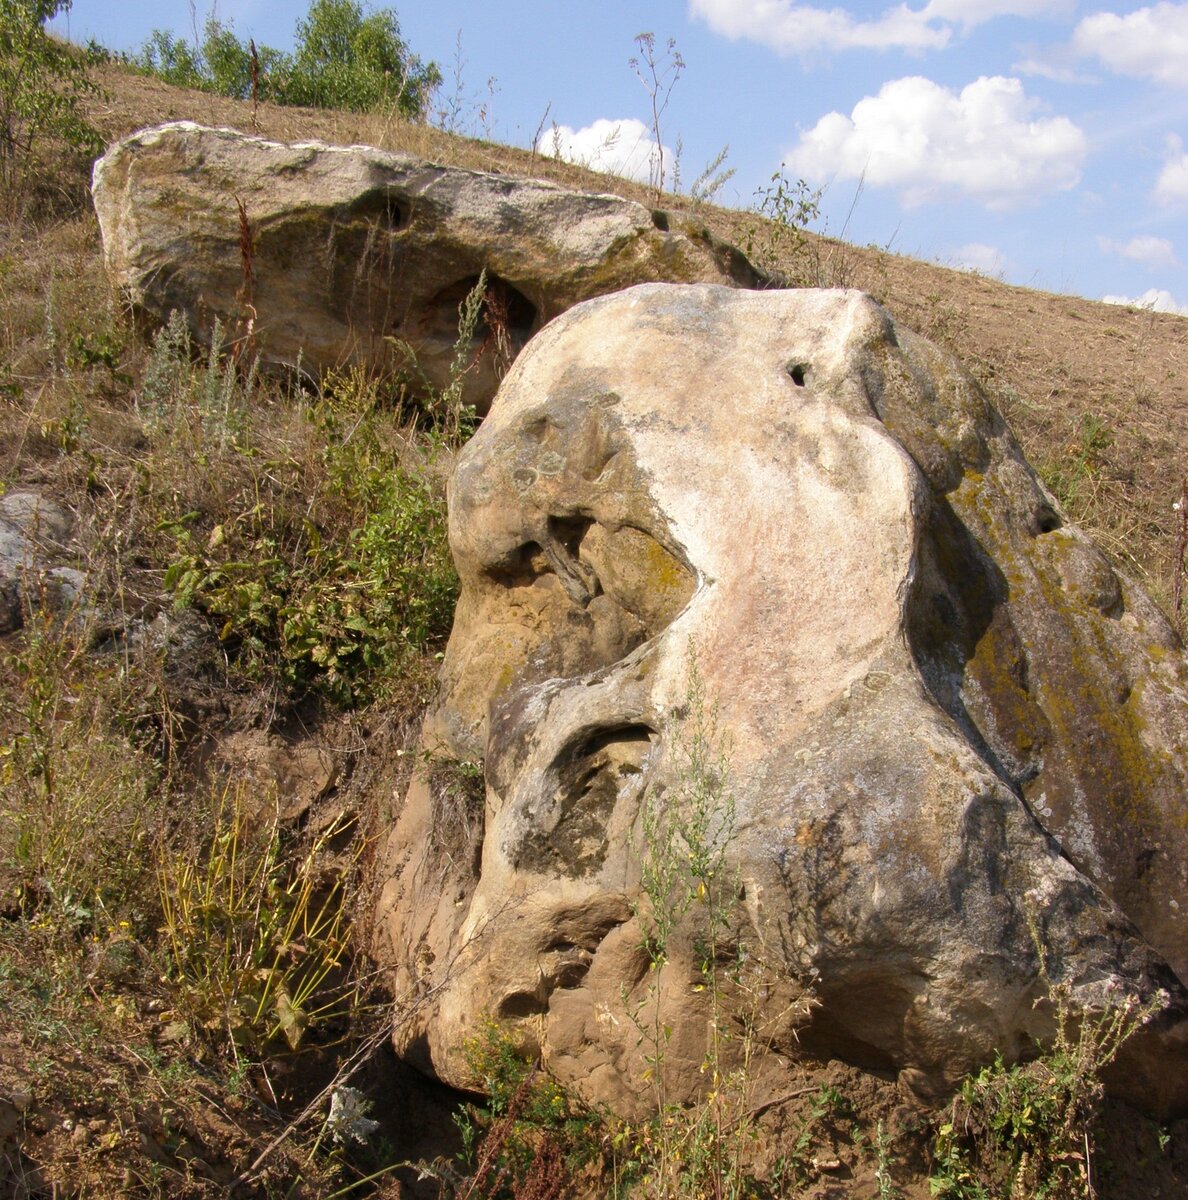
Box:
[543,515,600,604]
[487,540,551,589]
[1033,504,1062,534]
[340,187,409,231]
[788,363,809,386]
[651,209,670,231]
[545,951,592,990]
[498,991,548,1019]
[426,273,537,348]
[547,514,593,559]
[518,725,655,879]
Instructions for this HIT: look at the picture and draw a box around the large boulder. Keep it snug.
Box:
[378,284,1188,1118]
[92,123,763,413]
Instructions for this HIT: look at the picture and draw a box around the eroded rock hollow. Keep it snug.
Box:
[379,284,1188,1118]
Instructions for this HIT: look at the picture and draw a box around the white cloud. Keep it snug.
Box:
[538,119,672,186]
[786,76,1087,209]
[688,0,1070,56]
[1072,3,1188,87]
[689,0,950,55]
[1097,235,1178,268]
[952,242,1008,274]
[1012,57,1097,84]
[922,0,1071,25]
[1155,136,1188,204]
[1103,288,1188,315]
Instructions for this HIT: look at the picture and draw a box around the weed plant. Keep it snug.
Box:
[629,33,684,200]
[156,780,362,1054]
[1038,411,1111,512]
[744,166,821,285]
[0,602,164,923]
[446,1016,598,1200]
[929,929,1161,1199]
[0,122,473,1193]
[618,653,817,1200]
[147,272,505,709]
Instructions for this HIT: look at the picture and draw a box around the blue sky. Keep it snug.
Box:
[51,1,1188,312]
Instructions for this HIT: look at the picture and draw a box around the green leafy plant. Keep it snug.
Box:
[929,929,1161,1199]
[767,1084,853,1193]
[146,315,456,707]
[161,395,456,706]
[450,1016,594,1200]
[874,1119,902,1199]
[435,267,493,444]
[136,0,441,118]
[744,165,821,284]
[0,0,102,202]
[686,144,735,210]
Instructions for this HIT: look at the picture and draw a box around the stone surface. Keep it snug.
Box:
[378,284,1188,1118]
[92,122,763,414]
[210,729,340,822]
[0,493,80,633]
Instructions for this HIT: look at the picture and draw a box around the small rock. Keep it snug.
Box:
[0,492,74,543]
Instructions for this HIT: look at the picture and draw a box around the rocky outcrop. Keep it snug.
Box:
[92,123,763,414]
[378,284,1188,1119]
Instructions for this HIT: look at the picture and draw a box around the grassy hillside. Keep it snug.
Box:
[0,59,1184,1199]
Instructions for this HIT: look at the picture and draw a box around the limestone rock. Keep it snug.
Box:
[378,284,1188,1118]
[0,493,82,633]
[92,122,762,414]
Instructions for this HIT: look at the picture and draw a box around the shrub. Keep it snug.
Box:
[161,369,456,707]
[929,942,1161,1199]
[136,0,441,119]
[0,0,102,203]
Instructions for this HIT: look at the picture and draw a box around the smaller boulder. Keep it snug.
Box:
[93,122,765,414]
